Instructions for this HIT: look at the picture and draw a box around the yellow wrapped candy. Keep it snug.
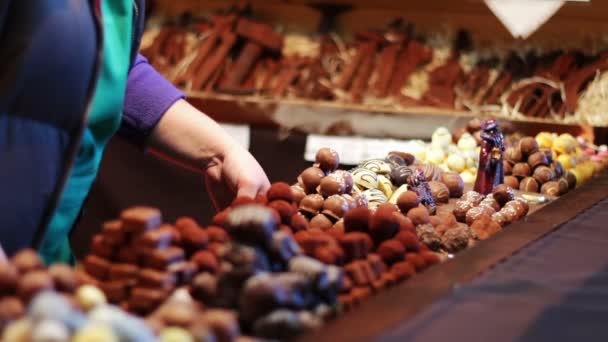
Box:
[535,132,554,149]
[557,154,576,170]
[553,134,576,154]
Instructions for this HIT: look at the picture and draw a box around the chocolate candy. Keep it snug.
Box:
[11,249,43,274]
[100,280,130,303]
[299,194,324,216]
[465,206,494,225]
[504,176,519,189]
[90,235,114,260]
[369,205,400,244]
[557,177,569,195]
[138,269,176,290]
[298,167,325,194]
[461,191,484,205]
[192,250,219,274]
[533,165,555,184]
[318,173,346,197]
[291,185,306,206]
[471,216,502,240]
[512,162,532,179]
[541,181,560,196]
[175,220,208,252]
[268,200,297,225]
[527,151,549,170]
[351,168,378,190]
[0,263,18,296]
[290,214,309,233]
[269,231,302,265]
[129,287,167,314]
[416,224,441,250]
[117,246,139,264]
[551,161,564,178]
[396,190,420,214]
[503,159,513,175]
[361,189,388,208]
[519,177,539,192]
[377,239,405,265]
[492,184,515,207]
[309,214,334,231]
[415,163,442,182]
[138,227,173,249]
[453,200,474,222]
[389,166,413,187]
[267,182,294,203]
[168,261,198,285]
[144,247,186,270]
[190,273,218,304]
[322,195,350,220]
[407,206,430,226]
[390,261,416,281]
[338,233,372,261]
[121,206,162,234]
[441,226,471,253]
[84,255,111,280]
[428,181,450,203]
[480,194,501,212]
[376,175,394,199]
[361,159,392,174]
[505,145,523,164]
[389,151,416,166]
[385,153,406,167]
[225,204,279,247]
[48,264,79,293]
[102,220,125,245]
[519,136,539,156]
[441,171,464,198]
[343,206,371,233]
[315,148,340,173]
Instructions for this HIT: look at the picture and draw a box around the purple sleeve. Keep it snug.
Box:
[119,54,185,144]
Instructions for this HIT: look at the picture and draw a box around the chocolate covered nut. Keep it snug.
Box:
[541,181,561,196]
[138,227,173,249]
[318,173,347,197]
[504,176,519,189]
[144,247,185,270]
[0,263,18,296]
[138,269,176,290]
[428,181,450,203]
[99,281,129,303]
[90,235,114,260]
[351,168,379,189]
[453,200,474,222]
[519,136,539,156]
[505,145,523,163]
[519,177,539,192]
[533,165,555,184]
[309,214,334,231]
[377,240,405,265]
[225,205,279,247]
[192,250,219,274]
[101,220,125,246]
[407,206,430,226]
[338,233,371,261]
[168,261,198,284]
[491,211,508,227]
[203,309,240,342]
[528,151,549,170]
[505,199,529,218]
[267,182,294,203]
[48,264,78,293]
[121,206,162,234]
[416,224,441,250]
[322,195,350,220]
[390,261,416,281]
[11,249,43,274]
[191,273,217,304]
[17,271,53,301]
[492,184,515,207]
[512,162,532,179]
[299,194,324,216]
[291,185,306,206]
[298,167,325,194]
[343,206,371,233]
[334,170,354,193]
[396,191,420,213]
[84,255,111,280]
[480,194,501,212]
[315,148,340,173]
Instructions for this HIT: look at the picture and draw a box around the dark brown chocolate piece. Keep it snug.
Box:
[138,227,173,249]
[225,204,279,247]
[90,234,115,260]
[109,263,138,281]
[492,184,515,207]
[84,255,111,280]
[298,167,325,194]
[121,207,162,234]
[528,151,550,170]
[441,171,464,198]
[144,247,185,270]
[138,269,176,290]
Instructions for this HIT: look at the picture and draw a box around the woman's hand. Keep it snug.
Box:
[148,99,270,210]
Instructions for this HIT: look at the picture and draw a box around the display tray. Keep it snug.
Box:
[298,172,608,342]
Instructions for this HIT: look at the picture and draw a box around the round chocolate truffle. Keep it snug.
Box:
[388,151,415,166]
[461,191,484,205]
[441,171,464,198]
[480,195,501,212]
[519,177,539,192]
[503,176,519,189]
[519,137,539,156]
[540,181,560,196]
[389,166,412,187]
[267,182,294,203]
[533,165,555,185]
[322,195,350,220]
[397,191,420,214]
[334,170,354,193]
[505,146,523,164]
[298,167,325,194]
[564,171,577,190]
[527,151,549,170]
[428,181,450,203]
[377,240,405,265]
[503,160,513,175]
[512,163,532,179]
[407,206,430,226]
[291,184,306,206]
[557,177,569,195]
[385,154,406,167]
[310,214,334,231]
[453,200,474,223]
[465,206,495,226]
[492,184,515,207]
[299,194,325,216]
[316,148,340,173]
[318,174,346,197]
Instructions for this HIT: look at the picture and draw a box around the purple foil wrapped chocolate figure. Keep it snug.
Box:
[408,168,437,215]
[474,119,505,194]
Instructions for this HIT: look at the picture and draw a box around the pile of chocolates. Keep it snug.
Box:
[141,7,608,125]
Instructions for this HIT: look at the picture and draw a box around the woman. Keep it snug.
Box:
[0,0,270,263]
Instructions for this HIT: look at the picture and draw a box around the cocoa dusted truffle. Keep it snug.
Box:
[298,167,325,194]
[541,181,560,196]
[267,182,294,202]
[512,163,532,179]
[407,206,430,226]
[396,191,420,213]
[519,177,539,192]
[395,231,421,252]
[299,194,324,216]
[369,205,400,243]
[441,226,471,253]
[428,181,450,203]
[377,240,405,265]
[441,171,464,198]
[316,148,340,173]
[322,195,350,220]
[492,184,515,207]
[504,176,519,189]
[390,261,416,281]
[519,136,539,156]
[343,206,372,233]
[528,151,549,170]
[533,165,555,185]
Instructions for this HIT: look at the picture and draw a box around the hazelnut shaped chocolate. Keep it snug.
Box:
[528,151,549,170]
[441,171,464,198]
[298,167,325,194]
[505,146,523,164]
[512,163,532,179]
[519,137,539,156]
[519,177,539,193]
[492,184,515,207]
[315,148,340,173]
[317,174,347,197]
[541,181,561,196]
[396,191,420,214]
[428,181,450,203]
[503,176,519,189]
[533,165,555,185]
[299,194,324,217]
